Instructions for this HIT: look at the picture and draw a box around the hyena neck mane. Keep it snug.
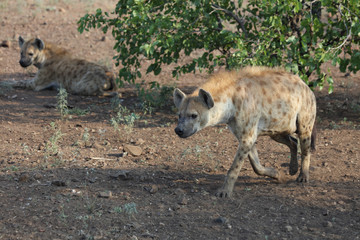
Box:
[193,88,236,127]
[35,42,69,68]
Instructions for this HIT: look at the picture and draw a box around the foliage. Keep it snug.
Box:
[110,103,140,133]
[78,0,360,93]
[57,87,69,119]
[44,122,64,158]
[136,81,174,114]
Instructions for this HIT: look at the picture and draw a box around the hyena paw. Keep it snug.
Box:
[296,172,309,183]
[215,187,233,198]
[289,166,298,176]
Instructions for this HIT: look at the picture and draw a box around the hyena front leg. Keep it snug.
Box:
[6,79,36,89]
[248,144,281,180]
[271,134,298,175]
[216,144,250,198]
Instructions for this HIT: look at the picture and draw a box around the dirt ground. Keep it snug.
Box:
[0,1,359,239]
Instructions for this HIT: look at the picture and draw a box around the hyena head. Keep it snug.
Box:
[18,36,45,68]
[173,88,214,138]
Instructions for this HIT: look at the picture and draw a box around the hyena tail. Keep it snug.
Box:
[311,124,316,151]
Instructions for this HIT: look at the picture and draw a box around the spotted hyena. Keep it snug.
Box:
[12,36,117,96]
[173,66,316,197]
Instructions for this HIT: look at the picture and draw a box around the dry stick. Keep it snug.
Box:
[90,157,116,161]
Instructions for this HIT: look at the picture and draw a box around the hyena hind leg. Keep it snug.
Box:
[271,134,298,175]
[296,134,312,183]
[248,145,281,180]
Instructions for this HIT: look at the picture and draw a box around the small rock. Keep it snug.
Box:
[101,36,106,41]
[214,217,228,224]
[149,185,158,194]
[178,196,188,205]
[144,185,158,194]
[51,180,67,186]
[92,142,103,149]
[136,138,145,145]
[130,235,138,240]
[33,172,43,180]
[174,188,186,195]
[87,178,97,183]
[19,173,31,182]
[37,142,45,150]
[124,144,142,156]
[1,40,11,48]
[285,225,293,232]
[58,7,66,12]
[110,170,131,180]
[98,191,112,198]
[324,221,333,228]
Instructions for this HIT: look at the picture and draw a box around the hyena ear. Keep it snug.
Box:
[199,89,214,109]
[19,36,25,47]
[34,38,45,50]
[173,88,186,108]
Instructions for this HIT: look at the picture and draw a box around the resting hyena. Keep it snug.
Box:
[12,36,117,96]
[174,66,316,197]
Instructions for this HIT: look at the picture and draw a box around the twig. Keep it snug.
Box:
[327,4,352,53]
[211,3,248,38]
[90,157,117,161]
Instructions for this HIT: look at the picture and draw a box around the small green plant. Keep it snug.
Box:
[57,87,69,119]
[112,206,123,214]
[58,204,68,222]
[136,81,174,113]
[110,95,123,112]
[82,128,90,143]
[68,107,90,116]
[113,202,138,219]
[123,202,138,217]
[110,104,140,134]
[21,143,31,155]
[44,122,64,160]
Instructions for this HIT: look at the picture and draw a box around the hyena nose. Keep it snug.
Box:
[175,127,184,137]
[19,60,27,68]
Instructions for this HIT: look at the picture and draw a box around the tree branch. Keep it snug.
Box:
[211,3,248,38]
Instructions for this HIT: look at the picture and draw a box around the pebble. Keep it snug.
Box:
[324,221,333,228]
[124,144,142,156]
[149,185,158,194]
[110,170,131,180]
[51,180,67,186]
[98,191,112,198]
[19,173,31,182]
[214,216,228,224]
[285,225,293,232]
[33,172,43,180]
[1,40,11,48]
[178,196,188,205]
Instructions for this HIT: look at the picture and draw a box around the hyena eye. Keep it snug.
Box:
[191,114,198,119]
[28,53,34,56]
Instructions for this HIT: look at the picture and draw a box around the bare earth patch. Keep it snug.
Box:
[0,1,359,239]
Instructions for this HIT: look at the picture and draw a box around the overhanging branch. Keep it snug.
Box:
[211,3,248,38]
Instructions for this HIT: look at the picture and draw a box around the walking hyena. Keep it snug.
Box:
[173,66,316,197]
[12,36,117,96]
